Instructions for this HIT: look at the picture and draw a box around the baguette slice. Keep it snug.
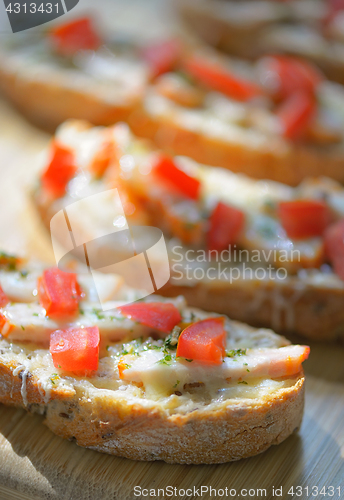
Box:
[33,120,344,341]
[0,255,308,464]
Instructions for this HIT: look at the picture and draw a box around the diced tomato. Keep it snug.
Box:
[278,199,331,239]
[324,219,344,280]
[117,302,182,333]
[184,55,262,101]
[38,268,82,318]
[50,326,100,373]
[41,142,77,198]
[90,138,117,178]
[259,55,323,100]
[176,317,226,364]
[49,17,101,56]
[0,285,9,308]
[277,90,316,140]
[0,313,14,337]
[141,39,181,79]
[154,155,201,200]
[207,202,245,252]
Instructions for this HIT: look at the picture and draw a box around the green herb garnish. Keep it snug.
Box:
[92,308,104,320]
[158,354,173,366]
[226,349,247,358]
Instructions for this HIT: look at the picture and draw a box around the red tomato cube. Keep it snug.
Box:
[38,268,82,318]
[176,317,226,364]
[50,326,100,373]
[118,302,182,333]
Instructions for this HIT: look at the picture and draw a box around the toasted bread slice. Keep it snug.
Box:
[32,120,344,341]
[2,24,344,184]
[0,255,308,463]
[0,34,147,130]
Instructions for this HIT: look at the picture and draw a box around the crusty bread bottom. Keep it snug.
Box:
[0,349,305,464]
[129,105,344,186]
[0,53,136,131]
[160,280,344,342]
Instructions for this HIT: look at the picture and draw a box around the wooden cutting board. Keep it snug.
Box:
[0,98,343,500]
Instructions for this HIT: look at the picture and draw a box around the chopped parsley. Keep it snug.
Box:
[113,338,143,357]
[158,354,173,366]
[0,251,18,271]
[226,348,247,358]
[92,308,104,320]
[173,380,180,388]
[142,343,160,351]
[238,380,248,385]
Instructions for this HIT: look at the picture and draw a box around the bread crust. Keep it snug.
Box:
[0,50,137,131]
[0,341,305,464]
[159,279,344,342]
[129,104,344,186]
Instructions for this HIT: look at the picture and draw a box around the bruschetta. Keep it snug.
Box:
[0,18,148,129]
[0,252,309,463]
[2,16,344,184]
[176,0,344,84]
[33,120,344,341]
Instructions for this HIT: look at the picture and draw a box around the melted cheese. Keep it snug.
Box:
[119,345,306,396]
[0,311,296,413]
[0,296,186,346]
